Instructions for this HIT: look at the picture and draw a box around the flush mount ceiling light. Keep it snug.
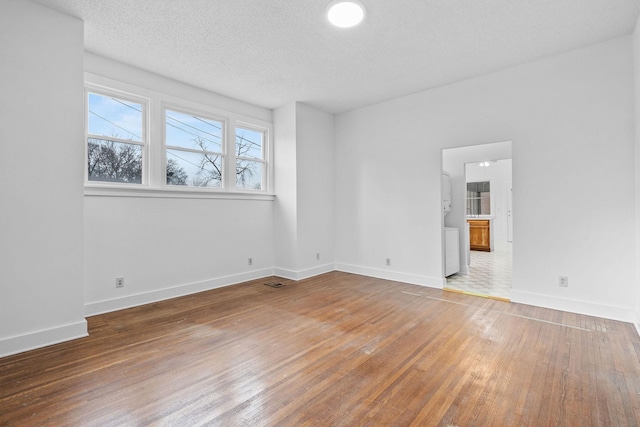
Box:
[326,0,366,28]
[478,161,492,167]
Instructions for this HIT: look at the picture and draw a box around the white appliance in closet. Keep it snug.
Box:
[442,172,452,214]
[442,172,460,276]
[444,227,460,276]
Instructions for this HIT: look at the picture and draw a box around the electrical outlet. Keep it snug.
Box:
[386,258,391,266]
[316,253,320,260]
[559,276,568,287]
[116,277,124,288]
[248,258,253,266]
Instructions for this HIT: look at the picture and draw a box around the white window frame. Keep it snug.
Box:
[234,121,269,192]
[84,84,150,187]
[162,105,227,190]
[83,73,274,200]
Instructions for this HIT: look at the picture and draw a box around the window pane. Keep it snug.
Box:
[236,159,262,190]
[166,110,223,153]
[87,93,142,142]
[466,181,491,216]
[166,149,222,188]
[236,127,263,160]
[87,137,142,183]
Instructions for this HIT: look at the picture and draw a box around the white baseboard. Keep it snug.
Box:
[0,319,88,358]
[511,289,635,323]
[12,270,636,358]
[335,263,444,288]
[85,268,275,317]
[273,263,336,281]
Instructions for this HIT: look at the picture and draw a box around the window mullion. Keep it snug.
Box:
[236,156,265,162]
[165,145,223,156]
[226,118,237,191]
[87,134,146,146]
[145,98,158,187]
[264,129,270,192]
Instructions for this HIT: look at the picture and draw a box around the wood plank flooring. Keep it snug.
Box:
[2,272,640,426]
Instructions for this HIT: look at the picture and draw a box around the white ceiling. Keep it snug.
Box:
[35,0,640,114]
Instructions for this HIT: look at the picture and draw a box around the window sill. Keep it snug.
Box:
[84,185,275,201]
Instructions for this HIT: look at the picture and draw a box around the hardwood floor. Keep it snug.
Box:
[2,272,640,426]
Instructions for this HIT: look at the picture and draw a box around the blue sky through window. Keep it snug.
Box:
[165,110,223,153]
[235,127,262,159]
[87,93,142,141]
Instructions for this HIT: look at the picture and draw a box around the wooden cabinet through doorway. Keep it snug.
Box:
[468,219,491,251]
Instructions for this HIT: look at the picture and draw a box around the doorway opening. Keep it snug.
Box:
[441,142,513,301]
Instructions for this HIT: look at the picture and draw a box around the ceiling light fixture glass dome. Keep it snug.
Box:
[326,0,366,28]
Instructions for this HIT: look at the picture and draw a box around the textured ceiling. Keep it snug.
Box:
[35,0,640,114]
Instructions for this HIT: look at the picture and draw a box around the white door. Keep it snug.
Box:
[507,183,513,242]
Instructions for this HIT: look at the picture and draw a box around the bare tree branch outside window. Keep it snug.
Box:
[87,138,142,184]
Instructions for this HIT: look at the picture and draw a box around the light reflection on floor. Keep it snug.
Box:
[445,242,512,300]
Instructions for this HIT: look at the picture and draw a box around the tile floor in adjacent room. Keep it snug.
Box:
[445,241,512,300]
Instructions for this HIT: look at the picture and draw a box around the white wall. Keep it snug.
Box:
[273,103,335,279]
[84,197,274,314]
[335,36,636,321]
[273,103,298,273]
[633,16,640,333]
[83,55,275,315]
[0,0,87,356]
[296,103,335,274]
[84,53,271,123]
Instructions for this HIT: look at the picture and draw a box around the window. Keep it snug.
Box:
[84,77,272,197]
[466,181,491,216]
[86,91,146,184]
[164,109,225,188]
[235,126,266,191]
